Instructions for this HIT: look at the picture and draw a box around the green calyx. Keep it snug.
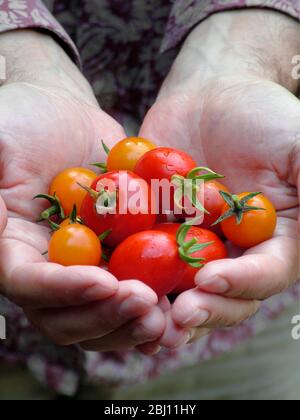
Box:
[46,205,83,232]
[77,183,117,214]
[99,229,112,242]
[90,140,110,173]
[176,218,214,268]
[172,167,224,215]
[34,193,65,223]
[213,191,265,226]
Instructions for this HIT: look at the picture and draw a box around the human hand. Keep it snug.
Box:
[0,195,7,234]
[140,10,300,349]
[0,30,165,351]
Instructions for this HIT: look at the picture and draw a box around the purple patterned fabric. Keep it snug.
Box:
[0,0,299,396]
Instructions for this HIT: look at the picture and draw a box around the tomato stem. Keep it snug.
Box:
[213,191,266,226]
[176,218,214,268]
[172,175,209,215]
[99,229,112,242]
[187,167,225,182]
[34,193,65,222]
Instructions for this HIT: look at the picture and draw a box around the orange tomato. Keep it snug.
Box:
[107,137,156,172]
[59,217,82,228]
[49,168,97,216]
[221,192,277,248]
[48,224,102,266]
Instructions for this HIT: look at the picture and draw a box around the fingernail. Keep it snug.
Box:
[197,276,230,294]
[149,345,162,356]
[132,324,158,342]
[119,296,153,318]
[82,282,117,301]
[181,309,210,327]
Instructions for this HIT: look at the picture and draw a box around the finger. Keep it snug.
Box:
[158,296,171,312]
[188,327,211,344]
[26,280,158,346]
[172,289,260,329]
[135,297,170,355]
[80,306,166,352]
[136,342,162,356]
[195,219,299,300]
[0,196,7,234]
[159,311,191,349]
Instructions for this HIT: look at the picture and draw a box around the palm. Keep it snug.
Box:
[0,82,124,220]
[0,82,125,305]
[141,78,300,294]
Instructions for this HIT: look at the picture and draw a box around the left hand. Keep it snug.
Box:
[139,9,300,350]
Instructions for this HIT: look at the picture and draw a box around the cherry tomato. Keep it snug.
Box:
[80,171,156,248]
[107,137,156,172]
[202,181,231,229]
[48,224,102,266]
[59,217,82,228]
[219,192,277,248]
[175,180,230,235]
[135,147,197,184]
[135,147,197,215]
[155,223,228,293]
[49,168,97,216]
[109,230,185,297]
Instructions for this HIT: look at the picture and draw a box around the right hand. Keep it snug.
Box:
[0,30,165,351]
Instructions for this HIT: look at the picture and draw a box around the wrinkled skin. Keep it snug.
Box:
[139,10,300,349]
[0,31,166,352]
[0,195,7,235]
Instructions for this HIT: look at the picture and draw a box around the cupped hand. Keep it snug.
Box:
[0,31,165,351]
[0,195,7,234]
[140,13,300,348]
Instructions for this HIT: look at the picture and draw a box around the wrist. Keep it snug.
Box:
[160,9,300,97]
[0,30,95,103]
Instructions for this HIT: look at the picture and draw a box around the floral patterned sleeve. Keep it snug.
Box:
[162,0,300,51]
[0,0,79,64]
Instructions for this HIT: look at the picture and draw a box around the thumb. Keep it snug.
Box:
[0,195,7,234]
[139,94,199,149]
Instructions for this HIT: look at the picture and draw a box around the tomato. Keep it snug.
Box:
[35,168,97,222]
[134,147,197,215]
[218,192,277,248]
[202,181,231,229]
[109,231,185,297]
[106,137,156,172]
[135,147,197,184]
[80,171,157,248]
[109,222,215,297]
[155,223,228,293]
[175,180,230,235]
[48,224,102,266]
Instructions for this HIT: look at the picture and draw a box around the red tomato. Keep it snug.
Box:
[80,171,156,247]
[135,147,196,215]
[135,147,197,183]
[219,192,277,248]
[175,180,230,235]
[109,230,185,297]
[155,223,228,293]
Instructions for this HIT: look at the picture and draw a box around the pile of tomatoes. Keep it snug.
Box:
[36,137,277,297]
